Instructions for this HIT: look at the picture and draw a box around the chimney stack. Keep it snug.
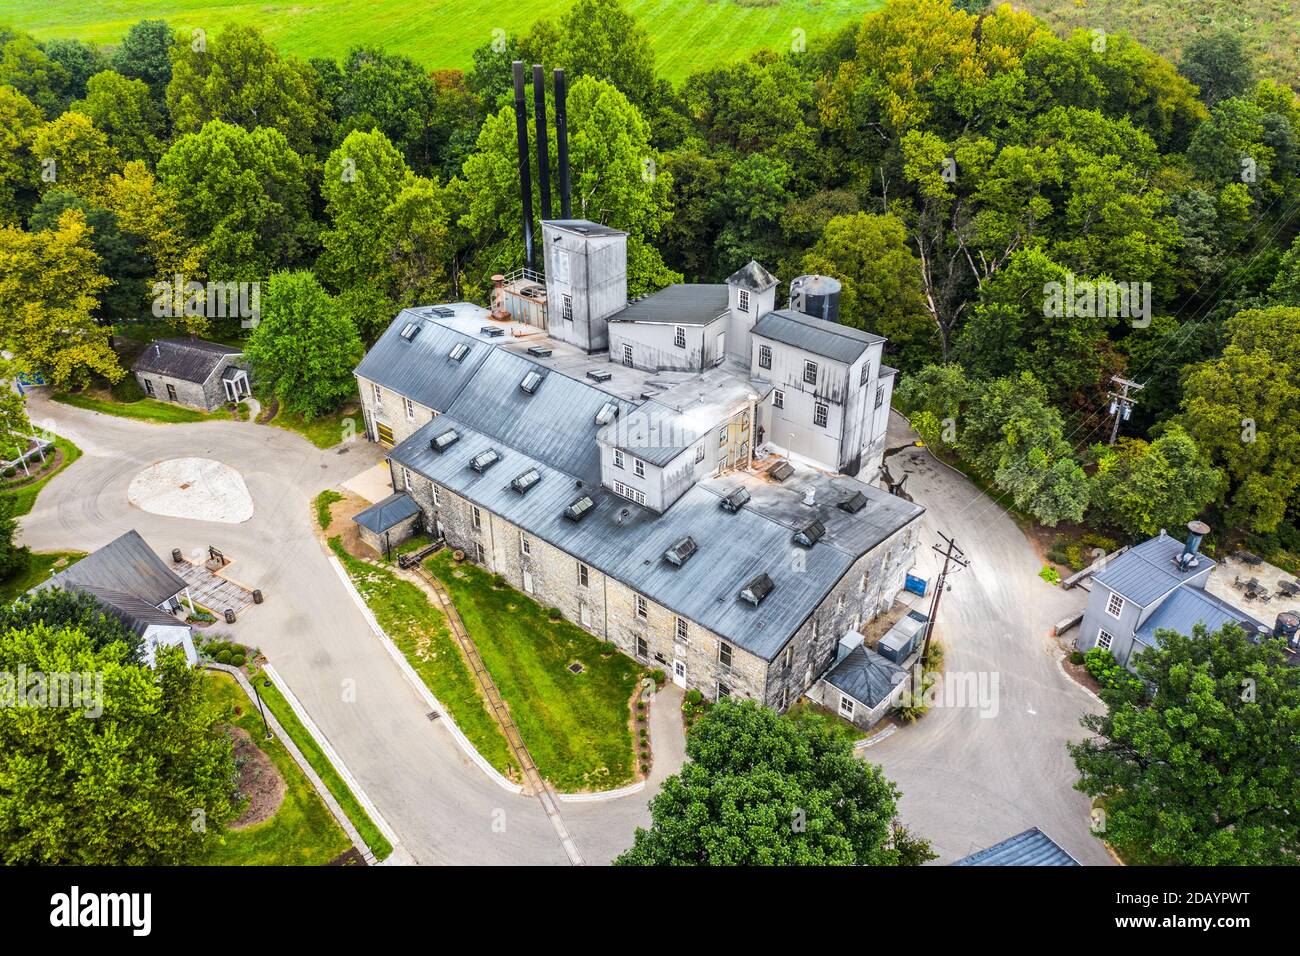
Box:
[1178,520,1210,570]
[553,68,572,218]
[532,64,552,221]
[511,61,535,270]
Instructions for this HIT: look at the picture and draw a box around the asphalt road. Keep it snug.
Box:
[866,413,1113,865]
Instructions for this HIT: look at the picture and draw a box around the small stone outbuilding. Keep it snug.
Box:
[132,338,250,411]
[351,492,422,557]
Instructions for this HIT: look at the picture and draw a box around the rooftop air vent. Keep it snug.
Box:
[428,306,455,318]
[663,536,698,567]
[769,461,794,482]
[586,369,612,383]
[399,321,421,342]
[480,325,505,338]
[564,494,595,521]
[520,369,544,394]
[793,520,826,548]
[595,401,618,426]
[527,345,552,358]
[511,468,541,494]
[449,342,470,362]
[430,429,460,453]
[838,491,867,514]
[720,487,750,513]
[740,573,775,606]
[470,449,500,473]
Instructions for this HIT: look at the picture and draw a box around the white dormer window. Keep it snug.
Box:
[634,458,645,478]
[613,449,625,469]
[674,326,686,349]
[738,290,750,313]
[803,361,818,385]
[1106,592,1125,619]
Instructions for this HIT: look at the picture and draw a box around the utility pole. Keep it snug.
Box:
[1106,375,1145,445]
[920,532,969,667]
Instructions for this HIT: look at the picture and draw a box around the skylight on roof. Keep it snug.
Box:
[740,573,775,606]
[479,325,505,338]
[430,429,459,452]
[427,306,455,318]
[470,449,500,473]
[769,461,794,482]
[595,401,618,426]
[520,370,544,394]
[586,369,612,383]
[838,491,868,514]
[527,345,552,358]
[400,321,421,342]
[511,468,541,494]
[663,536,697,567]
[721,487,750,513]
[564,494,595,521]
[449,342,470,362]
[793,520,826,548]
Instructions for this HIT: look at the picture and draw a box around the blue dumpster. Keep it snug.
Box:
[904,573,928,597]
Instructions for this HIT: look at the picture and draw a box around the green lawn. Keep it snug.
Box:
[199,672,353,865]
[268,403,361,449]
[9,0,875,83]
[0,434,81,517]
[314,489,344,530]
[427,550,643,791]
[52,390,215,424]
[0,550,86,604]
[328,536,517,779]
[247,663,393,860]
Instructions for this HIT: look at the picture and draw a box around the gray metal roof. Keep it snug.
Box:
[445,349,635,485]
[132,338,241,383]
[390,417,919,659]
[46,530,187,607]
[352,492,422,534]
[353,306,493,413]
[726,260,779,292]
[751,309,883,364]
[1093,533,1215,608]
[68,584,186,636]
[952,828,1080,866]
[823,644,907,707]
[1135,585,1266,648]
[543,219,627,238]
[609,284,728,327]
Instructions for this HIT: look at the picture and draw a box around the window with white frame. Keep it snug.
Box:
[520,532,530,556]
[372,383,382,405]
[839,695,855,719]
[472,506,482,531]
[674,326,686,349]
[1097,629,1113,651]
[578,562,589,588]
[738,290,750,313]
[811,618,819,640]
[783,645,793,669]
[814,403,828,428]
[562,294,573,321]
[475,542,486,563]
[404,396,415,419]
[875,384,885,409]
[634,458,645,478]
[779,688,788,710]
[773,389,784,409]
[717,682,732,699]
[695,444,705,464]
[758,344,771,369]
[1106,592,1125,619]
[613,449,624,469]
[860,362,870,386]
[675,617,688,644]
[613,481,646,506]
[402,466,411,490]
[803,361,818,385]
[635,594,648,619]
[859,572,868,593]
[636,636,648,659]
[718,426,727,446]
[432,484,442,506]
[719,641,733,668]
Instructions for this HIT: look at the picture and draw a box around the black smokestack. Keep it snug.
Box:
[532,64,551,221]
[511,61,534,269]
[553,68,571,219]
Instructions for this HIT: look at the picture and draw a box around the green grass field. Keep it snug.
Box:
[52,390,215,424]
[0,434,81,517]
[7,0,874,83]
[0,550,86,604]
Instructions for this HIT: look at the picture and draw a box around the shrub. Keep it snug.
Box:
[1069,650,1085,665]
[1083,647,1132,688]
[492,574,506,588]
[110,375,145,403]
[1038,565,1061,585]
[650,668,666,686]
[685,689,703,706]
[547,607,562,621]
[230,654,246,668]
[215,649,233,665]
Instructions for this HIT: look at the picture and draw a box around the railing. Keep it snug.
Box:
[503,267,545,285]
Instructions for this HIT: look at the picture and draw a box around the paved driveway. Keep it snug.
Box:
[866,413,1112,865]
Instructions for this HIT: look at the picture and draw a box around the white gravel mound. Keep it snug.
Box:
[128,458,254,524]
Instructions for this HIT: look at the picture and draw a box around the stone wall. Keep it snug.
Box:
[357,374,439,445]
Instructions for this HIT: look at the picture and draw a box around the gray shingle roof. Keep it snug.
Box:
[751,309,883,364]
[45,530,187,607]
[1093,533,1215,608]
[609,284,729,327]
[352,492,422,535]
[354,306,493,413]
[952,828,1080,866]
[132,338,241,383]
[68,584,186,636]
[390,417,918,660]
[1134,585,1266,648]
[823,644,907,707]
[726,260,778,292]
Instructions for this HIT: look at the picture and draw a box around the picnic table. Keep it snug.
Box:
[1233,549,1264,566]
[1278,580,1300,598]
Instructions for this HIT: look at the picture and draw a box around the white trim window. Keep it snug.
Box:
[634,458,645,478]
[635,594,648,620]
[404,396,415,420]
[372,383,382,406]
[1097,629,1114,651]
[803,361,818,385]
[718,426,727,446]
[519,532,531,556]
[860,362,870,386]
[432,484,442,506]
[773,389,784,409]
[737,289,750,313]
[814,403,828,428]
[674,326,686,349]
[562,294,574,321]
[839,695,855,719]
[577,562,589,588]
[401,466,411,490]
[471,506,482,531]
[758,344,772,369]
[874,384,886,409]
[613,481,646,506]
[719,641,733,669]
[675,617,689,644]
[1106,592,1125,619]
[717,682,732,699]
[613,449,624,469]
[695,444,705,464]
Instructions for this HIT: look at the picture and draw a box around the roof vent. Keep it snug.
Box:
[449,342,470,362]
[721,487,750,513]
[564,494,595,521]
[595,401,618,426]
[663,536,698,567]
[520,369,544,394]
[740,573,775,606]
[430,429,460,453]
[480,325,505,338]
[470,449,500,473]
[428,306,455,318]
[769,461,794,482]
[586,369,612,383]
[793,520,826,548]
[527,345,553,358]
[838,491,867,514]
[511,468,541,494]
[399,321,421,342]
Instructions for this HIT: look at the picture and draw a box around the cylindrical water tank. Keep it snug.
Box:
[789,274,842,324]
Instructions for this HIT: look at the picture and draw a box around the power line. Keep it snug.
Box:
[920,532,969,668]
[1106,375,1145,446]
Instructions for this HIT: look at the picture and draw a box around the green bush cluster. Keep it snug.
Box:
[203,640,249,669]
[1083,647,1131,689]
[1048,533,1120,572]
